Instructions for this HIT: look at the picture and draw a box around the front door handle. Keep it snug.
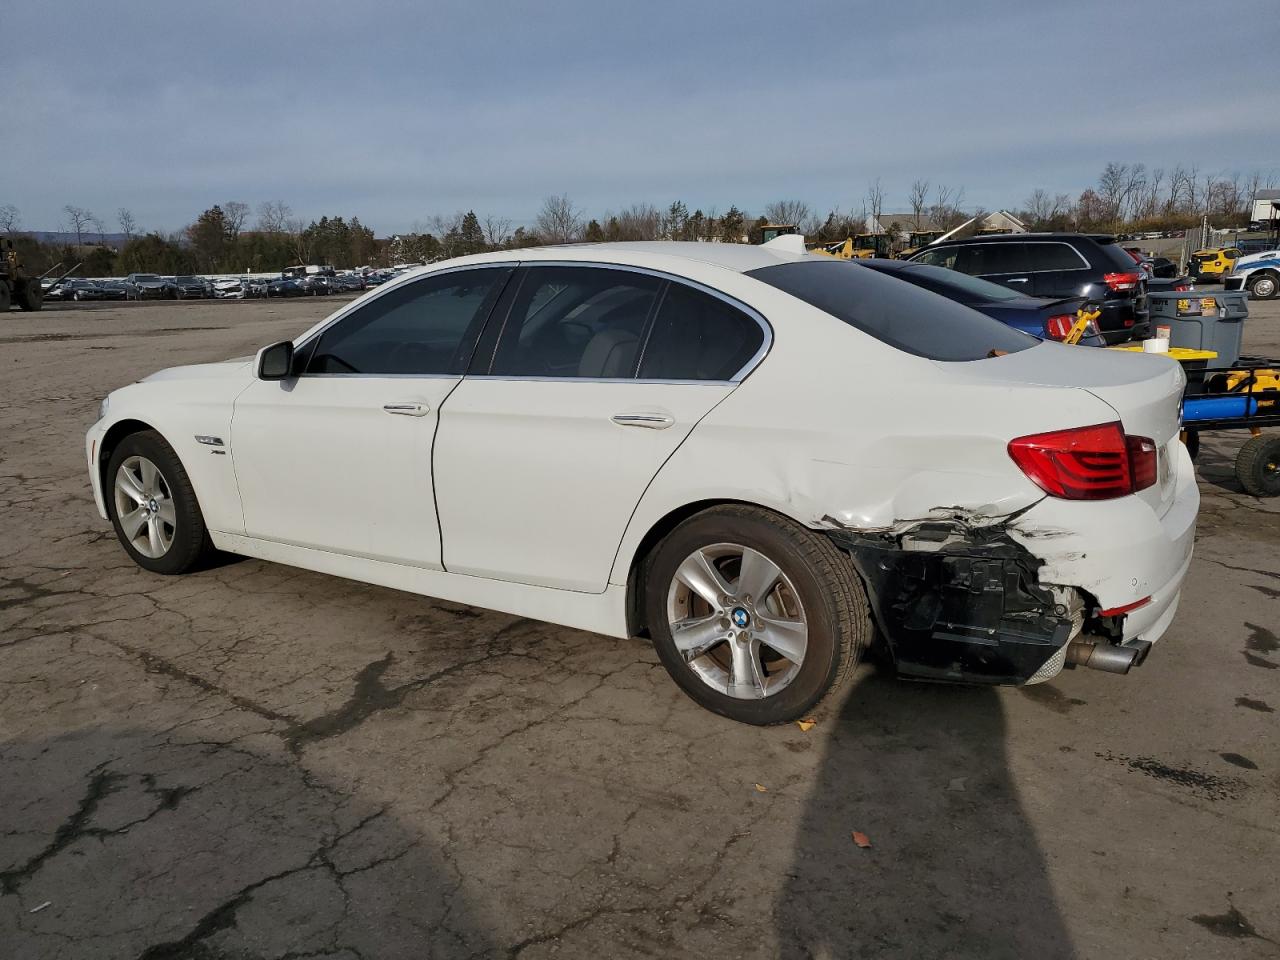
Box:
[1006,277,1029,284]
[383,402,431,417]
[611,412,674,430]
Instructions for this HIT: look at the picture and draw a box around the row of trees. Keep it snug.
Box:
[3,162,1272,277]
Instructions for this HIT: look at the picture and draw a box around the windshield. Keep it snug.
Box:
[747,258,1036,361]
[133,274,159,282]
[867,262,1026,302]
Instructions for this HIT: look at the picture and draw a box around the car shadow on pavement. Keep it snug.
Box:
[0,726,495,960]
[777,668,1075,959]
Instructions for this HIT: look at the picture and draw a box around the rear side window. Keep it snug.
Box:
[953,243,1028,275]
[1026,242,1088,271]
[639,282,764,381]
[747,258,1035,361]
[1094,238,1145,272]
[491,266,661,378]
[305,268,508,375]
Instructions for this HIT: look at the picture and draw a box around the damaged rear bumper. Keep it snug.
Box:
[828,520,1077,685]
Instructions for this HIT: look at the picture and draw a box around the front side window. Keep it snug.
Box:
[747,259,1035,361]
[490,266,661,378]
[304,268,509,375]
[953,243,1028,276]
[639,282,764,380]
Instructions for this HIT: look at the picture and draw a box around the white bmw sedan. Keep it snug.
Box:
[86,241,1198,724]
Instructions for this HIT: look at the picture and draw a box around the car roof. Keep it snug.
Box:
[430,240,808,276]
[930,232,1115,246]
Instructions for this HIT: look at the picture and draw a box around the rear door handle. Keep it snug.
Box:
[611,412,674,430]
[1006,277,1029,284]
[383,402,431,417]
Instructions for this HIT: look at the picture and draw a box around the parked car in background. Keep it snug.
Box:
[64,279,106,301]
[337,274,367,292]
[1189,246,1240,282]
[99,280,139,301]
[1224,248,1280,300]
[174,276,209,300]
[126,273,176,299]
[266,278,305,298]
[42,279,70,300]
[87,241,1197,725]
[213,278,247,299]
[909,233,1149,344]
[301,275,343,296]
[853,259,1103,346]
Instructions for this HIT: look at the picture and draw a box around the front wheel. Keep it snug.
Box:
[107,430,214,574]
[18,280,44,311]
[1236,435,1280,497]
[1248,272,1277,300]
[643,505,870,725]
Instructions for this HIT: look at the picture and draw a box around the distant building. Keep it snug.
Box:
[1251,190,1280,228]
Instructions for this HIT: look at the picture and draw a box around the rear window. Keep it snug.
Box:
[747,258,1036,361]
[1093,237,1143,272]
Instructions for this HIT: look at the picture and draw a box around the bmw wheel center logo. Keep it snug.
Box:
[731,607,751,629]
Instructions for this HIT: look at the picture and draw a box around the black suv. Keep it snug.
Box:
[174,275,208,300]
[909,233,1148,344]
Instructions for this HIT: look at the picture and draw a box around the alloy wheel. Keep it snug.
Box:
[666,542,807,699]
[113,455,177,558]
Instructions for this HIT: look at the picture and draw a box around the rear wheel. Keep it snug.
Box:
[0,283,10,312]
[643,505,870,725]
[16,279,43,311]
[107,430,214,573]
[1248,272,1277,300]
[1236,435,1280,497]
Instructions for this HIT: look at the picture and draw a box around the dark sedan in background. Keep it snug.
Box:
[855,259,1104,346]
[909,233,1147,344]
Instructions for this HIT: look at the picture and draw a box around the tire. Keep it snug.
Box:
[643,504,870,725]
[1247,272,1278,300]
[0,283,10,312]
[16,279,43,311]
[1235,435,1280,498]
[106,430,214,574]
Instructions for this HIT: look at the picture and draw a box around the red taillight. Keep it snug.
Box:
[1103,271,1140,292]
[1044,314,1075,340]
[1173,282,1190,292]
[1008,422,1157,500]
[1127,435,1157,491]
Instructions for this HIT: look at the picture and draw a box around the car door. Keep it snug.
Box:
[433,264,768,592]
[953,242,1031,292]
[230,265,512,567]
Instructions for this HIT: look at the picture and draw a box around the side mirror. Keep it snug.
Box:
[257,340,295,380]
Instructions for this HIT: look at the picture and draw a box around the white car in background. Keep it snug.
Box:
[86,241,1198,724]
[1224,249,1280,300]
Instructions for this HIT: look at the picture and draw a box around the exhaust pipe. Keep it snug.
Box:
[1066,640,1140,674]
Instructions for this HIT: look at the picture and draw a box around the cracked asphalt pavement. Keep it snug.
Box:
[2,294,1278,959]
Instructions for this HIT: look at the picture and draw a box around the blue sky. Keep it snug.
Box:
[9,0,1278,235]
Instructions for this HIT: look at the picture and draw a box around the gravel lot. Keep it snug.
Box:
[2,291,1278,959]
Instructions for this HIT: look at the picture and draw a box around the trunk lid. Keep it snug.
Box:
[947,342,1186,515]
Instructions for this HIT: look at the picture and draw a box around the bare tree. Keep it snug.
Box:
[535,194,583,243]
[763,200,813,231]
[89,214,106,245]
[864,178,885,234]
[908,180,930,230]
[256,201,293,235]
[482,215,512,248]
[927,185,967,231]
[117,207,137,240]
[0,204,20,233]
[611,203,662,240]
[224,201,250,240]
[63,205,94,247]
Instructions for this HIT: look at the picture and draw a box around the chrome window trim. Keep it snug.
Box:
[487,260,773,384]
[465,375,735,386]
[935,240,1090,276]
